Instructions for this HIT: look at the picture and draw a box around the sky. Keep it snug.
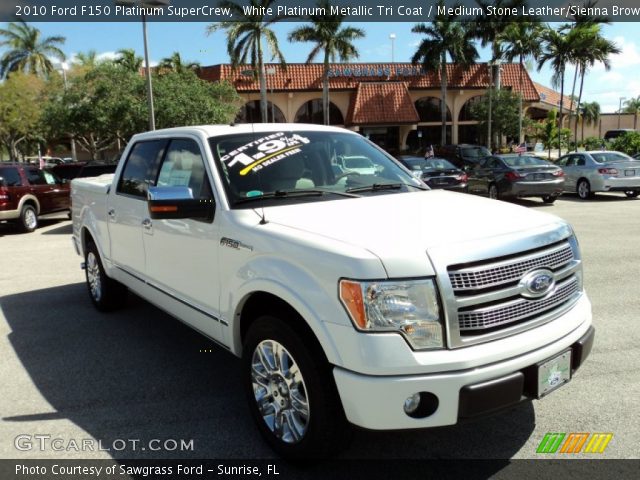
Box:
[29,20,640,113]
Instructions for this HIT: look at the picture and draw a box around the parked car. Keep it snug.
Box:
[603,129,635,141]
[0,162,70,232]
[467,154,565,203]
[435,144,492,169]
[338,155,378,175]
[397,155,467,191]
[556,151,640,199]
[72,124,593,459]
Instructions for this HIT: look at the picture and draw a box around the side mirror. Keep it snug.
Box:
[147,186,214,222]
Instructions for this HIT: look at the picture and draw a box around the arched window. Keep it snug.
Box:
[294,99,344,125]
[415,97,451,122]
[235,100,286,123]
[458,95,484,121]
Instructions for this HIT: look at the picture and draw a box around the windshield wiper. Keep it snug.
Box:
[346,183,406,193]
[234,189,358,205]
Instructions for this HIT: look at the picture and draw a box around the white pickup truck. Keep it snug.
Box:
[72,124,594,459]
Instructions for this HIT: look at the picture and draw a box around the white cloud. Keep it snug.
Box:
[97,51,119,62]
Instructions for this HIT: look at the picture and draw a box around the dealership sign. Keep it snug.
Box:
[327,65,425,78]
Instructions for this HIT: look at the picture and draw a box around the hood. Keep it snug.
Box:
[261,190,565,277]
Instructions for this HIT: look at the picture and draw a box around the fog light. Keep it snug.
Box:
[403,393,421,414]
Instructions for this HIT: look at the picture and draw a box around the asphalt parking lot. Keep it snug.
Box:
[0,193,638,465]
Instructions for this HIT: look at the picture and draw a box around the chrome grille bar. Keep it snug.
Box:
[448,242,573,291]
[458,277,579,331]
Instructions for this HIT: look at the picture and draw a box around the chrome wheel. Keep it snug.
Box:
[86,251,102,302]
[251,339,309,444]
[24,208,37,230]
[577,180,590,199]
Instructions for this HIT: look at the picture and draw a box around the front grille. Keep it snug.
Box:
[458,277,579,332]
[449,243,573,291]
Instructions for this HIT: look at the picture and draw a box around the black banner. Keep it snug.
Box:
[4,0,640,22]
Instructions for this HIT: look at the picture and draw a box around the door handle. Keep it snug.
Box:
[142,218,152,230]
[107,208,115,217]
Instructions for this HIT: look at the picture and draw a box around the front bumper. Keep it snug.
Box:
[333,319,594,430]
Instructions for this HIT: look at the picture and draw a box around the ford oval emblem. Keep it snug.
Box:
[519,269,556,298]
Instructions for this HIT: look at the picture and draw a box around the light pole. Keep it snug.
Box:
[266,66,276,122]
[389,33,396,68]
[618,97,626,128]
[60,61,77,162]
[116,0,170,131]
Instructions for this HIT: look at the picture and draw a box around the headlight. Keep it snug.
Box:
[339,278,444,350]
[568,233,581,261]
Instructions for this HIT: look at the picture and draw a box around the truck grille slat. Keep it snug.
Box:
[449,244,573,291]
[458,277,579,331]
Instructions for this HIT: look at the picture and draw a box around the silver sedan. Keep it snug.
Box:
[556,151,640,199]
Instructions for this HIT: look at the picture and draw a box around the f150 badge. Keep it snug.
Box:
[220,237,253,252]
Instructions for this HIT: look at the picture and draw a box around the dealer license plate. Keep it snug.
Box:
[625,169,635,176]
[537,350,571,398]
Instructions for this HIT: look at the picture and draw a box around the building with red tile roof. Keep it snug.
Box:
[198,62,567,151]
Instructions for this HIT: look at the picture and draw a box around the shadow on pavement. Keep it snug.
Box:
[1,284,535,464]
[558,193,637,203]
[42,223,73,235]
[0,219,68,237]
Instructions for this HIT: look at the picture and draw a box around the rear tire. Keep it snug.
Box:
[19,204,38,232]
[624,190,639,198]
[488,184,499,200]
[85,240,127,312]
[577,179,592,200]
[542,195,557,204]
[243,315,350,459]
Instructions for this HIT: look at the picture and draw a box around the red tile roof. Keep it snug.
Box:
[345,82,419,126]
[199,63,540,101]
[532,82,576,112]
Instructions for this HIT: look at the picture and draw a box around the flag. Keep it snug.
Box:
[425,144,435,158]
[515,142,527,154]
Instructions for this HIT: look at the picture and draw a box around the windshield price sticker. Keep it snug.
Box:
[221,133,310,176]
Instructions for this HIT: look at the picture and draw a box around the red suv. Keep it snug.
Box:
[0,162,70,232]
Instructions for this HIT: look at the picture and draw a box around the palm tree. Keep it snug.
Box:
[538,25,583,157]
[0,20,66,78]
[572,27,619,148]
[115,48,143,72]
[624,97,640,131]
[497,21,543,143]
[207,0,286,123]
[580,101,600,142]
[74,50,99,68]
[288,0,365,125]
[412,1,478,145]
[159,52,200,74]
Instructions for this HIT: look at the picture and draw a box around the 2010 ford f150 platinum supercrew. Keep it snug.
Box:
[71,124,594,459]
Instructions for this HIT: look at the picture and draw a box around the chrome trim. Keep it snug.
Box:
[458,277,579,331]
[448,242,573,291]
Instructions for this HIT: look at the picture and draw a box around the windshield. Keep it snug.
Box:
[209,130,421,206]
[461,146,491,158]
[501,155,549,167]
[590,152,634,163]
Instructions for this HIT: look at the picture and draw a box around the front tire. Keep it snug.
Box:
[624,190,639,198]
[19,204,38,232]
[577,179,592,200]
[243,316,350,459]
[85,240,127,311]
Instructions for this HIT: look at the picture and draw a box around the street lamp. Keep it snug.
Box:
[60,61,77,162]
[618,97,626,128]
[266,66,276,122]
[389,33,396,64]
[115,0,170,131]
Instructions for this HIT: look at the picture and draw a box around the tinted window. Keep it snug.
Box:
[0,167,22,186]
[156,139,212,199]
[26,168,48,185]
[461,146,491,159]
[502,155,549,167]
[590,152,633,163]
[424,159,457,170]
[117,140,166,198]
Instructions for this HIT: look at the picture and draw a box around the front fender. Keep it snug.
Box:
[225,257,351,367]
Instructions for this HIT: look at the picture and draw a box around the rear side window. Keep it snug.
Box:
[26,168,48,185]
[0,167,22,186]
[117,140,166,198]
